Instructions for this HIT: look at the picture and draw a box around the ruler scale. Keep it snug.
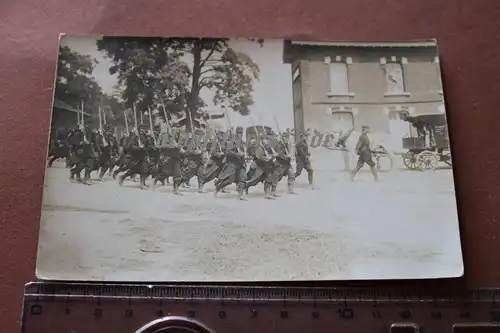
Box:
[22,282,500,333]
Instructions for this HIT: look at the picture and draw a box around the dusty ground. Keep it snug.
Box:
[36,153,463,282]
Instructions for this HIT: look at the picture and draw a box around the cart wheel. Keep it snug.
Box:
[402,152,420,170]
[417,151,439,171]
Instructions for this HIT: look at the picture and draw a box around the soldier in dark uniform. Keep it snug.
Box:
[245,137,259,184]
[96,124,119,181]
[214,126,247,200]
[350,125,379,181]
[66,126,81,172]
[245,136,277,199]
[111,132,130,179]
[118,124,151,189]
[145,129,159,181]
[48,127,70,167]
[273,131,296,196]
[153,128,183,195]
[198,132,225,193]
[295,132,314,188]
[179,129,205,192]
[106,130,124,176]
[69,120,100,185]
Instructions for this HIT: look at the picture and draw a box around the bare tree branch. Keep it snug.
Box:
[200,68,216,76]
[200,45,217,68]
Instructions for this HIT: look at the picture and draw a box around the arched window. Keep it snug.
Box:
[328,109,355,133]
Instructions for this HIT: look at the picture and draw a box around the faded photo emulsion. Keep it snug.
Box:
[37,36,463,281]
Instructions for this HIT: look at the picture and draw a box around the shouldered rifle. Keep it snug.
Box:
[133,104,144,148]
[80,99,89,145]
[124,110,130,136]
[224,108,244,156]
[250,116,272,161]
[160,100,179,148]
[147,107,157,147]
[273,116,291,157]
[98,105,108,147]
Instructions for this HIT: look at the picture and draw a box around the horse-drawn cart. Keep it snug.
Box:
[401,113,452,171]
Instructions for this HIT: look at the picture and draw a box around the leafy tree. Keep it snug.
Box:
[97,37,261,130]
[99,93,124,125]
[55,45,102,117]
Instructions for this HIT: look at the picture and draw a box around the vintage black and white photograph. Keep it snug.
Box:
[36,36,463,281]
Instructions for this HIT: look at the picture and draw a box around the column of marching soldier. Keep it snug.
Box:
[47,114,315,201]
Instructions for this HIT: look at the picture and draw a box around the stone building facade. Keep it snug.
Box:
[282,40,445,150]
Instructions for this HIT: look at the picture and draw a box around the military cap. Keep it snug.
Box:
[194,128,205,135]
[362,125,370,130]
[236,126,244,133]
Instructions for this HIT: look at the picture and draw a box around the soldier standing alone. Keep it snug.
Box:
[350,125,379,181]
[295,132,314,188]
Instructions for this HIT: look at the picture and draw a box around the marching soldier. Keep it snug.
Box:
[145,128,160,181]
[273,131,296,195]
[96,124,119,181]
[111,132,130,179]
[295,132,314,188]
[245,135,277,199]
[179,129,205,193]
[214,126,247,200]
[350,125,379,181]
[110,132,128,173]
[153,127,183,195]
[69,119,100,185]
[245,137,259,184]
[48,127,70,168]
[198,131,225,192]
[117,124,151,189]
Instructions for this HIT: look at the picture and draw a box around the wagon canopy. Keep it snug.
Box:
[403,113,447,127]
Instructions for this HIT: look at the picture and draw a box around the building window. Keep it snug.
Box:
[330,111,354,133]
[327,57,354,97]
[382,57,411,97]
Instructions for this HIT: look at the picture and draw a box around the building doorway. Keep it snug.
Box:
[388,109,410,152]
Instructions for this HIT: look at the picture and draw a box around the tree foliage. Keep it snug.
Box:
[55,45,102,116]
[99,93,124,126]
[97,37,261,130]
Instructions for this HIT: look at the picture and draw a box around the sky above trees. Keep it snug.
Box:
[59,37,294,130]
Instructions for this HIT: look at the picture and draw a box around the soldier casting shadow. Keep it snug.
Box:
[245,136,278,199]
[95,124,119,181]
[69,120,100,185]
[117,125,151,190]
[153,127,183,195]
[350,125,379,182]
[214,126,247,200]
[294,132,314,188]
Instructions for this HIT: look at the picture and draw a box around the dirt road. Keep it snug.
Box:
[36,159,463,282]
